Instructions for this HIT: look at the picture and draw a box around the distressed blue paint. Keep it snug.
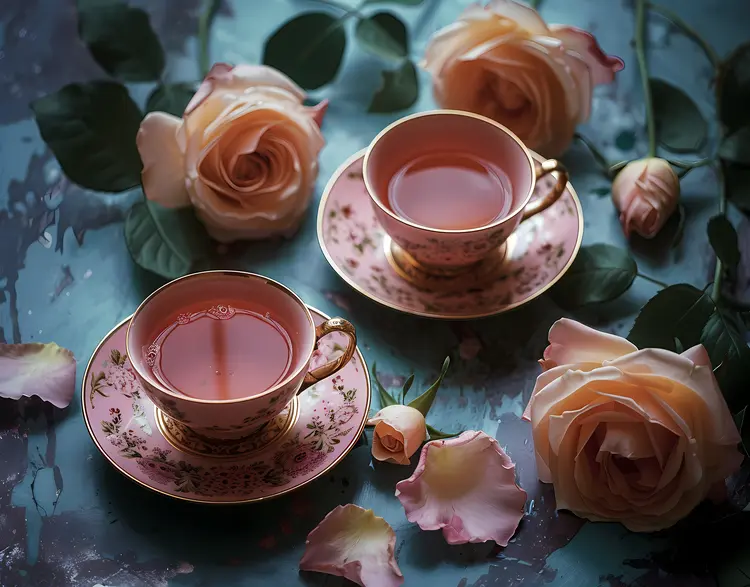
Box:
[0,0,747,585]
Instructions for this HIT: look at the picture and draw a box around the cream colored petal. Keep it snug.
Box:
[136,112,190,208]
[300,505,403,587]
[543,318,638,368]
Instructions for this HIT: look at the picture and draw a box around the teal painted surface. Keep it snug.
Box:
[0,0,748,586]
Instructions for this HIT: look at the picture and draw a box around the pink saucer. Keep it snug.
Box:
[317,150,583,319]
[82,307,370,504]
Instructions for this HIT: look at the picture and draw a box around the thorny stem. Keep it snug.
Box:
[635,0,657,157]
[647,2,722,69]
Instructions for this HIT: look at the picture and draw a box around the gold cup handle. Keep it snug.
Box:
[299,318,358,393]
[521,159,569,221]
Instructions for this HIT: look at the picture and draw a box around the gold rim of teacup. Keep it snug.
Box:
[125,270,317,405]
[82,310,372,505]
[316,149,585,320]
[362,109,538,235]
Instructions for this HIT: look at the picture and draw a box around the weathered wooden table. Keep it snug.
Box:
[1,1,748,585]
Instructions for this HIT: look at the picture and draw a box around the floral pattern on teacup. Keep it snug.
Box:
[83,311,370,503]
[319,153,582,319]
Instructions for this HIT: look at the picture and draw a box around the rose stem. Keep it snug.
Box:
[637,273,669,289]
[647,2,721,69]
[197,0,221,78]
[635,0,657,158]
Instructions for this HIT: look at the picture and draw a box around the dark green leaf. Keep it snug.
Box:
[717,42,750,132]
[426,423,461,441]
[701,308,750,411]
[734,406,749,456]
[628,284,713,350]
[725,162,750,212]
[124,200,211,279]
[31,81,143,192]
[369,59,419,113]
[591,187,610,197]
[701,308,750,370]
[77,0,164,81]
[364,0,422,4]
[718,126,750,165]
[408,357,450,418]
[371,362,398,409]
[146,83,196,117]
[651,78,708,153]
[262,13,346,90]
[355,12,408,61]
[401,373,414,404]
[550,244,637,309]
[707,215,741,269]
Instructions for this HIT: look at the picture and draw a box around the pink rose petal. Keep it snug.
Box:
[549,25,625,85]
[0,343,76,408]
[396,431,527,545]
[300,504,403,587]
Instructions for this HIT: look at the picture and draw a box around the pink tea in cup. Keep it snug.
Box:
[384,151,513,230]
[144,300,293,401]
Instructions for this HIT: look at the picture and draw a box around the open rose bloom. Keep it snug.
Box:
[137,63,327,242]
[525,319,743,532]
[423,0,623,156]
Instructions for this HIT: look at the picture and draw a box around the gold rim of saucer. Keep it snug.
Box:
[316,149,585,320]
[81,308,371,505]
[155,397,300,460]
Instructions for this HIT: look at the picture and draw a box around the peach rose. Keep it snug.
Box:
[368,405,426,465]
[136,63,327,242]
[524,319,743,532]
[612,158,680,239]
[422,0,623,156]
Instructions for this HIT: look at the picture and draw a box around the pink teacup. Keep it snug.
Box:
[126,271,356,439]
[363,110,568,275]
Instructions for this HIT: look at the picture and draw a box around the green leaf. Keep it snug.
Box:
[707,215,741,270]
[628,284,714,351]
[369,59,419,113]
[651,78,708,153]
[701,308,750,371]
[401,373,414,404]
[407,357,450,418]
[550,244,637,309]
[718,42,750,132]
[700,308,750,411]
[355,12,408,61]
[725,162,750,212]
[718,126,750,165]
[426,423,461,441]
[124,200,211,279]
[31,81,143,192]
[146,83,195,117]
[77,0,165,81]
[262,13,346,90]
[371,362,398,409]
[364,0,422,4]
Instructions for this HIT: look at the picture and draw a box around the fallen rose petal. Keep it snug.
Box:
[299,504,403,587]
[0,343,76,408]
[396,430,527,545]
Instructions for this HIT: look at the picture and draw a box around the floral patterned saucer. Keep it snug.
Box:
[82,307,370,504]
[317,150,583,319]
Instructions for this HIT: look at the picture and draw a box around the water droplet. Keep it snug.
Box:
[265,312,271,319]
[215,370,220,375]
[229,370,234,376]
